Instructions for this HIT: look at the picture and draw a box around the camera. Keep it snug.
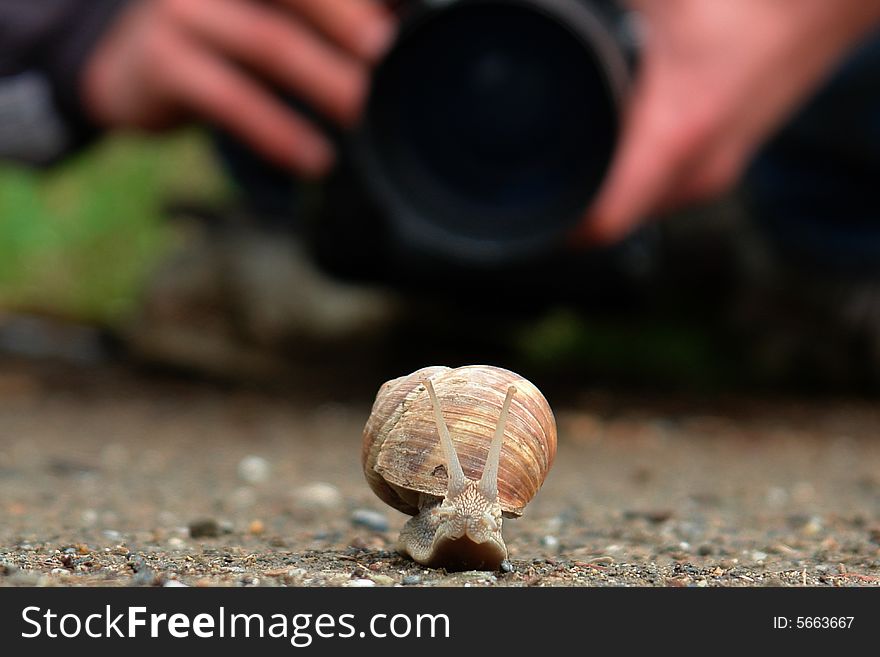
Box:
[353,0,633,264]
[216,0,655,298]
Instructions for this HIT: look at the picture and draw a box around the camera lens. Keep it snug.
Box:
[357,0,627,263]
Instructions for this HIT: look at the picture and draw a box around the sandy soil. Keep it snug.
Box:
[1,357,879,587]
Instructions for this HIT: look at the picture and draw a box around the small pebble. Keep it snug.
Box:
[371,575,395,586]
[228,486,258,509]
[751,551,768,562]
[130,555,157,586]
[500,560,514,573]
[292,482,343,511]
[129,555,149,572]
[164,580,189,587]
[133,568,157,586]
[540,535,560,550]
[237,455,271,484]
[0,562,19,576]
[248,519,265,535]
[802,517,823,536]
[402,575,422,586]
[624,509,673,523]
[350,509,389,532]
[346,578,376,587]
[189,518,221,538]
[349,534,386,550]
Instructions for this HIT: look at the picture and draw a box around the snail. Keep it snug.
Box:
[361,365,557,571]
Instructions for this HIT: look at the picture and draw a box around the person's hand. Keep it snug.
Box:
[83,0,396,177]
[579,0,880,244]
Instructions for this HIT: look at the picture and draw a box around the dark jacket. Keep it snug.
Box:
[0,0,129,164]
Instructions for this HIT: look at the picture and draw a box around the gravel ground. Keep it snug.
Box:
[1,357,879,587]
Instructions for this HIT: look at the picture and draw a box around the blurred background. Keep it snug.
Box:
[1,121,879,396]
[0,131,221,327]
[0,1,878,397]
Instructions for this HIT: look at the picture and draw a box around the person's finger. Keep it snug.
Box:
[278,0,396,62]
[157,24,334,176]
[576,84,696,244]
[655,140,748,210]
[159,0,368,125]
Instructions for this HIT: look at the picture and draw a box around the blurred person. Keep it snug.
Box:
[0,0,878,248]
[1,0,879,385]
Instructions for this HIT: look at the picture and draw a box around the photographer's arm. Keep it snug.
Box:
[579,0,880,244]
[82,0,396,177]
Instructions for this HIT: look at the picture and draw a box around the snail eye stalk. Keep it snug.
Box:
[424,379,467,498]
[479,386,516,503]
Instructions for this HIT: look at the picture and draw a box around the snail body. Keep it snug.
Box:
[361,365,557,571]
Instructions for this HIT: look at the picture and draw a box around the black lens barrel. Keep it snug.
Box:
[354,0,630,265]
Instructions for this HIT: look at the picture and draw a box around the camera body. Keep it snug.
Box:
[217,0,654,302]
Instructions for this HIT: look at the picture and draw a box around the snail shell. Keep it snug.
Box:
[361,365,557,569]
